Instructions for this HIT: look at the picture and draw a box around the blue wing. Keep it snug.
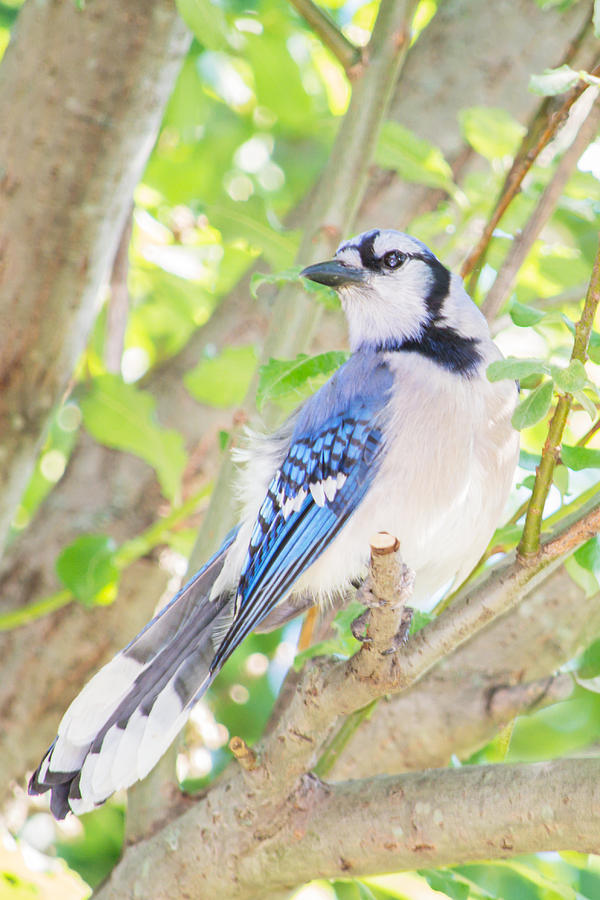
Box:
[211,353,393,668]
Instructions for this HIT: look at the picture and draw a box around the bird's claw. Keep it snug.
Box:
[381,606,414,655]
[351,609,373,643]
[355,576,385,610]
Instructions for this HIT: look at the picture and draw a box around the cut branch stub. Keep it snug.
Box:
[229,736,259,772]
[354,533,415,670]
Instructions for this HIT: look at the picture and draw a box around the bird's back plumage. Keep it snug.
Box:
[30,228,518,817]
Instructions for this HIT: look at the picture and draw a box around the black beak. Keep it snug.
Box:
[300,259,367,288]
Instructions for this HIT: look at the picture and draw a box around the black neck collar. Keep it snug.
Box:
[367,323,482,376]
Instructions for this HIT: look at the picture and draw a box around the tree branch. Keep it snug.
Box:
[105,209,133,374]
[288,0,361,72]
[256,500,600,799]
[95,758,600,898]
[460,27,600,288]
[481,91,600,321]
[331,564,597,778]
[519,233,600,558]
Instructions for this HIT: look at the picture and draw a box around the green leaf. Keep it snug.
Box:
[511,380,554,430]
[553,463,569,497]
[575,537,600,576]
[487,357,550,382]
[409,609,434,635]
[517,474,536,491]
[561,444,600,471]
[577,635,600,678]
[294,601,362,670]
[80,375,187,501]
[574,389,597,420]
[375,121,456,192]
[459,106,526,160]
[550,359,587,393]
[208,204,300,271]
[420,870,470,900]
[331,881,381,900]
[56,534,119,607]
[490,522,525,549]
[566,554,600,600]
[184,345,257,408]
[175,0,229,50]
[509,300,546,327]
[257,352,348,410]
[519,449,540,470]
[587,331,600,364]
[530,64,580,96]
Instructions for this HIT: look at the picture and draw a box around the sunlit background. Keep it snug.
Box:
[2,0,600,896]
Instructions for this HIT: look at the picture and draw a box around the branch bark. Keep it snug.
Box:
[330,564,593,778]
[94,757,600,899]
[0,0,190,556]
[288,0,361,72]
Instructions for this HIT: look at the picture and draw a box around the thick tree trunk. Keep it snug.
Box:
[0,0,190,554]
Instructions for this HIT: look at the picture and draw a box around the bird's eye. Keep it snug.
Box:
[382,250,406,270]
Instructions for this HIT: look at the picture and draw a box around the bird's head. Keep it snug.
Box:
[301,228,485,354]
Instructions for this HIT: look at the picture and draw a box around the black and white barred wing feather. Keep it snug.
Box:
[213,388,390,668]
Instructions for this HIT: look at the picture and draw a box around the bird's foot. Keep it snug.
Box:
[355,575,385,610]
[381,605,414,655]
[350,609,372,644]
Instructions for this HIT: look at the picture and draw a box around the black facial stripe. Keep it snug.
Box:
[349,233,450,298]
[375,325,481,376]
[357,230,380,270]
[424,255,451,318]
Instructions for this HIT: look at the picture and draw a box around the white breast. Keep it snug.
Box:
[295,350,519,607]
[214,350,518,613]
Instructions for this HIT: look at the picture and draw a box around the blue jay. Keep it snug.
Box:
[29,229,519,818]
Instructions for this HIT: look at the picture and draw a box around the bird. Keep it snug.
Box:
[29,228,519,818]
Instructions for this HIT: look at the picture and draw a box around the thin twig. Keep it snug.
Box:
[288,0,362,72]
[461,55,600,288]
[540,494,600,560]
[481,93,600,321]
[297,605,318,652]
[578,416,600,446]
[105,209,132,373]
[229,736,259,772]
[519,239,600,558]
[314,533,409,775]
[313,699,378,778]
[96,757,600,899]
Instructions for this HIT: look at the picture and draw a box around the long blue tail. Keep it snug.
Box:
[29,533,237,818]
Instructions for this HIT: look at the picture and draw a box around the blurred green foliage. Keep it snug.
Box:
[3,0,600,896]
